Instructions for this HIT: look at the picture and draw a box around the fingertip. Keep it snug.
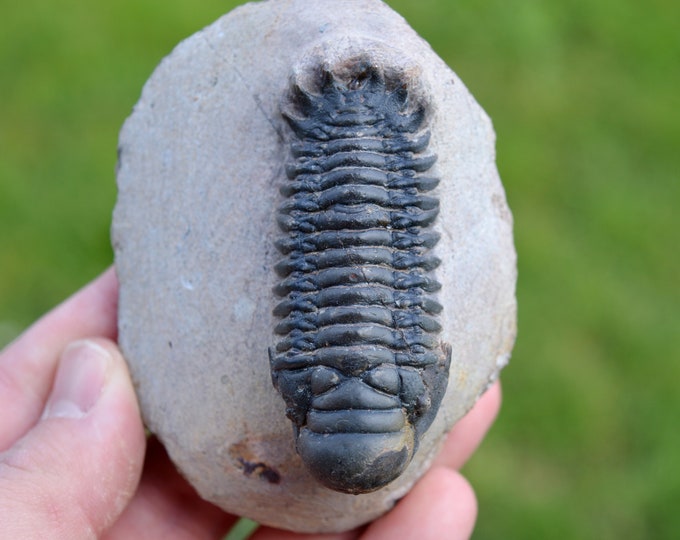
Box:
[488,380,503,415]
[438,469,478,536]
[80,337,147,521]
[365,467,477,540]
[46,337,146,458]
[471,380,502,430]
[0,269,121,449]
[434,380,503,470]
[0,337,146,537]
[43,340,112,419]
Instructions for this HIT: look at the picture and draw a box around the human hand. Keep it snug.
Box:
[0,268,501,539]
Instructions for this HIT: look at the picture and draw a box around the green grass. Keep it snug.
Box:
[2,1,678,538]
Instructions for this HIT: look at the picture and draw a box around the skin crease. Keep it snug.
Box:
[0,268,501,540]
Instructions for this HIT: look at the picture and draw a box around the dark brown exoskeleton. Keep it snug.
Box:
[269,59,451,494]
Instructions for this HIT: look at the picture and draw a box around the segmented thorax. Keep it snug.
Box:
[270,59,451,494]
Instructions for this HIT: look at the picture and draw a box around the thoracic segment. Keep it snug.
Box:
[270,61,451,494]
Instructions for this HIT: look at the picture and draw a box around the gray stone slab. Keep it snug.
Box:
[112,0,516,532]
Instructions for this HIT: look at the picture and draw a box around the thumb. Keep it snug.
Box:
[0,339,146,539]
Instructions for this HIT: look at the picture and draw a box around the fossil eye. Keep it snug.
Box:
[310,366,341,395]
[363,365,400,395]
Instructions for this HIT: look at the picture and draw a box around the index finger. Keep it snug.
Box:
[0,267,119,450]
[432,381,502,471]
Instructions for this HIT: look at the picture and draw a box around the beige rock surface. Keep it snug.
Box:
[112,0,516,532]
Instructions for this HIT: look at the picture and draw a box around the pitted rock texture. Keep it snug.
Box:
[112,0,517,533]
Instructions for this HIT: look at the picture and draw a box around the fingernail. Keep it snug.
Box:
[44,340,110,419]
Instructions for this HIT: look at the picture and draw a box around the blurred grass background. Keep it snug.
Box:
[1,0,678,538]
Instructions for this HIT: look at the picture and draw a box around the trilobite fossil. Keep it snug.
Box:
[270,58,452,494]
